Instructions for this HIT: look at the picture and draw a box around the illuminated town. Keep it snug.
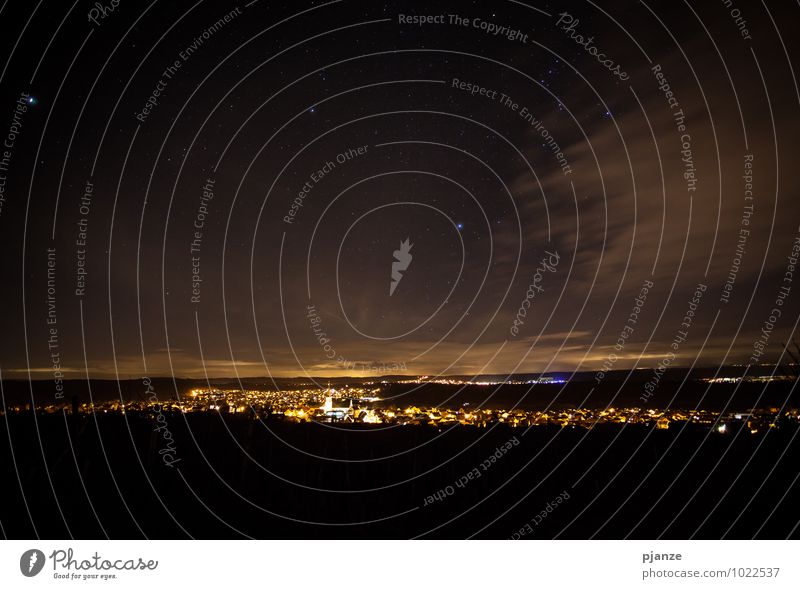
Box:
[6,382,798,434]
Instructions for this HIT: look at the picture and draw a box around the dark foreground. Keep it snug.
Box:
[1,412,798,539]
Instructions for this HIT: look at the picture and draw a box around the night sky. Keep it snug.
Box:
[1,0,799,380]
